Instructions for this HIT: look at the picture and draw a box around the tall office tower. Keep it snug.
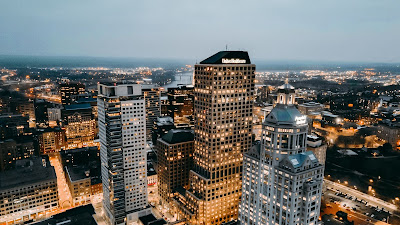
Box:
[238,83,324,225]
[156,129,194,203]
[174,51,255,225]
[98,82,151,225]
[142,84,161,142]
[60,82,85,105]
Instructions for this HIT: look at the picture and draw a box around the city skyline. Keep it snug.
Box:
[1,1,400,223]
[1,0,400,63]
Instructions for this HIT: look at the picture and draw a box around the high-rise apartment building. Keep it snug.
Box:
[142,84,161,142]
[156,129,194,203]
[238,83,324,225]
[174,51,255,225]
[98,82,151,225]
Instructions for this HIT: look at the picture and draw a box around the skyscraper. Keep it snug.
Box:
[174,51,255,225]
[98,82,151,225]
[238,83,324,225]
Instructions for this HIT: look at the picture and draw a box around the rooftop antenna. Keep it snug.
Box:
[226,44,228,51]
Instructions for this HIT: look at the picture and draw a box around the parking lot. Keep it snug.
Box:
[321,188,392,224]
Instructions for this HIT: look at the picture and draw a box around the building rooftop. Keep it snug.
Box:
[65,165,91,182]
[265,104,307,127]
[139,214,167,225]
[64,103,92,111]
[161,129,194,144]
[199,51,251,64]
[286,151,319,169]
[61,147,101,184]
[75,98,97,104]
[245,143,261,160]
[0,157,56,191]
[277,82,295,94]
[30,204,96,225]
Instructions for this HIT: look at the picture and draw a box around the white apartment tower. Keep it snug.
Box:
[239,82,324,225]
[98,82,151,225]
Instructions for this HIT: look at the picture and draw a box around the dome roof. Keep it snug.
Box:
[277,82,295,94]
[264,104,307,127]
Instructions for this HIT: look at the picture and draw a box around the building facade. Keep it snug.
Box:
[98,82,151,225]
[38,127,66,154]
[62,103,97,150]
[156,129,194,203]
[306,135,327,165]
[377,123,400,150]
[238,83,324,225]
[142,84,161,142]
[166,85,194,128]
[0,157,58,224]
[174,51,255,225]
[60,82,85,105]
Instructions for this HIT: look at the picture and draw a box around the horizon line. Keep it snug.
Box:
[0,54,399,65]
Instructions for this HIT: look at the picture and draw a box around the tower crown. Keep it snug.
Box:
[276,80,295,105]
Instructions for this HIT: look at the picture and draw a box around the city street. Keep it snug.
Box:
[325,179,397,212]
[322,179,400,224]
[49,153,73,209]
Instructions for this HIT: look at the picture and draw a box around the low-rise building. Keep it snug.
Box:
[377,122,400,150]
[307,134,328,165]
[37,127,66,154]
[32,204,97,225]
[65,166,91,206]
[60,147,101,207]
[0,157,58,224]
[298,102,325,115]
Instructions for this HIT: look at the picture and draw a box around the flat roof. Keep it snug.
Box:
[64,103,92,111]
[0,157,56,191]
[31,204,96,225]
[66,165,91,182]
[139,214,167,225]
[161,129,194,144]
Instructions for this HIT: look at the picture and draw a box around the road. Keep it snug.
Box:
[49,153,73,209]
[323,179,400,224]
[325,179,397,212]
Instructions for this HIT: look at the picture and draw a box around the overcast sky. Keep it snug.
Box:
[1,0,399,63]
